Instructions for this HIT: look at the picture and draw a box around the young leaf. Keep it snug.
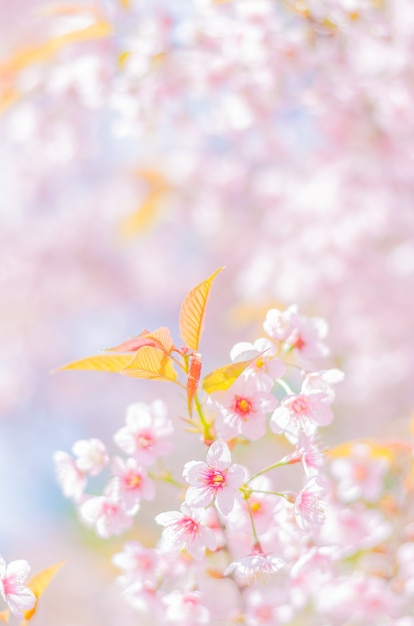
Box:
[187,352,202,414]
[123,346,178,382]
[106,327,174,354]
[179,267,224,351]
[22,561,64,623]
[202,356,258,394]
[55,354,135,374]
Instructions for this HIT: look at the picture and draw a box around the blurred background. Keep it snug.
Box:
[1,0,414,623]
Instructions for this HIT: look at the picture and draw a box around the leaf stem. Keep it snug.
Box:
[246,459,291,483]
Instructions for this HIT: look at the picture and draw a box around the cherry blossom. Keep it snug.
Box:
[294,475,329,531]
[114,400,173,466]
[112,541,161,591]
[227,475,280,536]
[71,438,108,475]
[183,440,246,516]
[214,375,277,441]
[302,368,345,401]
[162,590,210,625]
[230,337,286,388]
[270,389,334,443]
[78,483,137,538]
[330,442,389,502]
[155,503,217,559]
[263,305,329,360]
[53,450,87,502]
[244,586,295,626]
[0,557,36,617]
[225,551,285,584]
[109,456,155,512]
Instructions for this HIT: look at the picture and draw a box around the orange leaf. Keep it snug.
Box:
[22,561,64,623]
[148,326,175,353]
[179,267,224,351]
[55,353,135,373]
[107,327,174,354]
[202,356,258,394]
[187,352,202,414]
[123,346,177,382]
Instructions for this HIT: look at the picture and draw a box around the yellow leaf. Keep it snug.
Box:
[0,86,19,115]
[118,50,131,68]
[55,353,135,373]
[179,267,224,351]
[123,346,177,382]
[120,188,166,237]
[0,21,112,77]
[328,439,410,463]
[0,609,9,623]
[148,327,175,354]
[120,170,169,238]
[22,561,64,623]
[202,357,258,394]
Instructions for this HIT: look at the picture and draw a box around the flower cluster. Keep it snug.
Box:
[54,305,348,624]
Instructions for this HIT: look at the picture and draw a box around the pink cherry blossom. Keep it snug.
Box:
[114,400,173,465]
[230,337,286,389]
[109,456,155,512]
[270,390,333,443]
[263,306,297,342]
[0,557,36,617]
[225,551,285,584]
[183,440,246,516]
[53,450,87,502]
[396,543,414,597]
[302,368,344,401]
[155,503,217,559]
[214,375,277,441]
[162,590,210,625]
[317,503,392,558]
[278,433,325,477]
[78,484,137,538]
[244,586,295,626]
[112,541,161,590]
[330,443,389,502]
[227,476,280,536]
[71,438,108,475]
[264,306,329,361]
[295,476,329,531]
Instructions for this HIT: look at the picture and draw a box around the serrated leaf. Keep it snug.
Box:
[107,327,174,354]
[202,356,258,394]
[22,561,64,623]
[123,346,177,382]
[187,352,202,414]
[55,353,135,374]
[179,267,224,351]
